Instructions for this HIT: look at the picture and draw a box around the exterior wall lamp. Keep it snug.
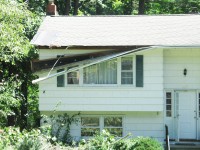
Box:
[183,68,187,76]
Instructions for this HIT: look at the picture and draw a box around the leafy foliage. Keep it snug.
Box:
[0,0,41,129]
[0,0,40,64]
[146,0,200,14]
[40,113,80,145]
[0,77,21,127]
[0,127,41,150]
[80,130,163,150]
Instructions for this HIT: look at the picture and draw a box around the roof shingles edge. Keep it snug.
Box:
[31,15,200,47]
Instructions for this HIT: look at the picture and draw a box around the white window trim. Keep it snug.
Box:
[120,55,135,86]
[64,55,137,87]
[164,91,174,118]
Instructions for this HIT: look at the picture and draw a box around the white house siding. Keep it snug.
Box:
[38,48,164,112]
[38,48,164,141]
[41,111,164,142]
[163,48,200,140]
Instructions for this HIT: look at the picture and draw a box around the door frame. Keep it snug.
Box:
[174,90,198,141]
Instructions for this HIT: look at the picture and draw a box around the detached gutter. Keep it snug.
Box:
[32,46,154,84]
[32,45,200,84]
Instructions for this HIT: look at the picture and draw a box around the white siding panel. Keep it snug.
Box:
[125,123,163,131]
[124,112,164,141]
[39,48,164,111]
[39,104,163,111]
[164,48,200,89]
[39,83,163,90]
[41,111,164,141]
[40,90,163,98]
[39,49,109,60]
[40,97,163,105]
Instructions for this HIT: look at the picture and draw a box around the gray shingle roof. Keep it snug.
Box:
[31,15,200,47]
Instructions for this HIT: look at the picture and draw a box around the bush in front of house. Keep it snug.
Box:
[0,127,163,150]
[128,137,163,150]
[81,130,164,150]
[0,127,42,150]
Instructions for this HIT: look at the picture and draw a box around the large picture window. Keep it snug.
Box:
[81,116,123,137]
[56,55,143,86]
[83,59,117,84]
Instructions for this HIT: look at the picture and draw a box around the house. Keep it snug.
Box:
[31,14,200,142]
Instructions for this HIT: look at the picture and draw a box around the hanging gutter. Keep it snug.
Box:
[31,45,200,84]
[32,46,155,84]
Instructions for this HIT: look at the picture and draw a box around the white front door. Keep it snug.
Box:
[176,91,197,139]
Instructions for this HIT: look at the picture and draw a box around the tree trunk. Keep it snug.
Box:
[65,0,71,15]
[138,0,145,15]
[20,62,29,131]
[73,0,79,15]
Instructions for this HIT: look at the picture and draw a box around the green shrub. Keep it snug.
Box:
[0,127,42,150]
[129,137,163,150]
[81,130,163,150]
[40,113,80,145]
[83,130,116,150]
[112,139,131,150]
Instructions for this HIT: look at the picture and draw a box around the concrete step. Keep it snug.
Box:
[165,142,200,150]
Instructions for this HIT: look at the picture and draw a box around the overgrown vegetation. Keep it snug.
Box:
[26,0,200,15]
[80,130,163,150]
[0,0,199,149]
[0,128,163,150]
[41,112,80,145]
[0,0,41,129]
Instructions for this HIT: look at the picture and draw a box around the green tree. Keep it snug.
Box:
[0,0,41,129]
[145,0,200,14]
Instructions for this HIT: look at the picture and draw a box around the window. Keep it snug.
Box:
[83,59,117,84]
[104,117,123,137]
[166,92,172,117]
[81,117,100,136]
[56,55,144,86]
[67,66,79,84]
[81,116,123,137]
[121,57,133,84]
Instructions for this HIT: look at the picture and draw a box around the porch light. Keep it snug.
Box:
[183,68,187,76]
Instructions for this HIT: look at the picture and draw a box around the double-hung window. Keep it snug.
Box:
[104,117,123,137]
[67,66,79,84]
[121,57,133,84]
[81,117,100,136]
